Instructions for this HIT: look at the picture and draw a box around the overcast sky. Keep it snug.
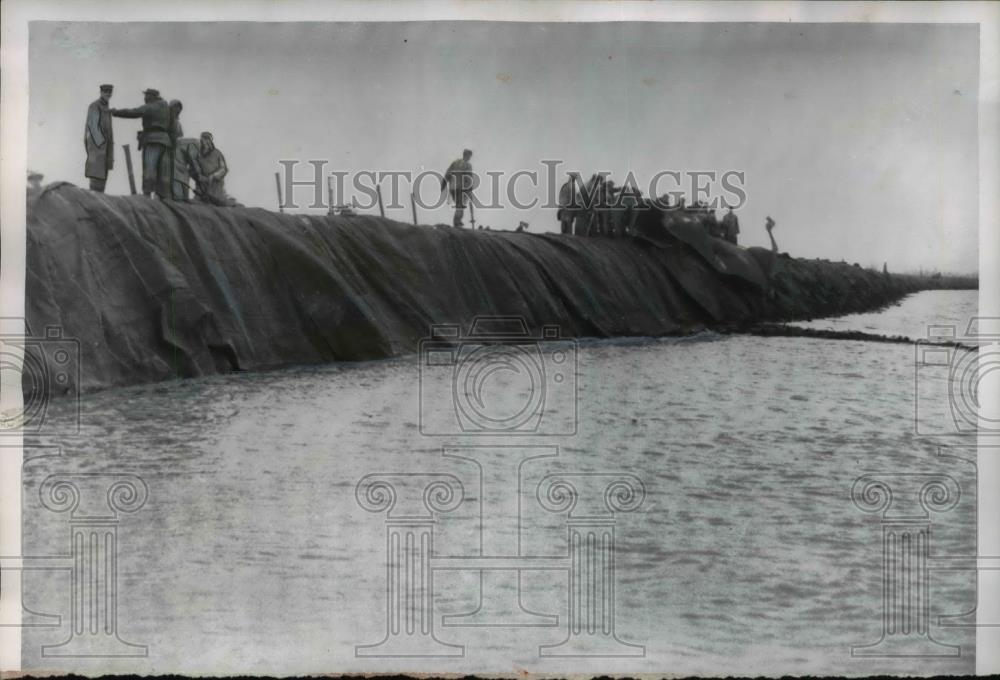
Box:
[29,21,978,273]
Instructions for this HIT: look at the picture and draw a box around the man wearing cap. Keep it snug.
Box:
[440,148,475,228]
[111,88,172,198]
[84,84,115,192]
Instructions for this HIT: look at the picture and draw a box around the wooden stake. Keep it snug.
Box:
[275,172,284,213]
[377,185,385,218]
[469,201,476,229]
[122,144,137,195]
[411,192,418,226]
[327,176,334,211]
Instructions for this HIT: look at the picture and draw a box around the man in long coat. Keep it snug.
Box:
[84,84,115,192]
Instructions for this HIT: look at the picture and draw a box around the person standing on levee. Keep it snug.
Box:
[441,148,476,228]
[84,84,115,192]
[111,88,172,198]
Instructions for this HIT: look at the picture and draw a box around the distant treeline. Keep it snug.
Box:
[894,272,978,290]
[826,260,977,290]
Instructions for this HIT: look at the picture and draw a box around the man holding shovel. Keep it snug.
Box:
[441,148,476,228]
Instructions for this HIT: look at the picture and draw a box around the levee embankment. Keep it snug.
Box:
[25,184,968,393]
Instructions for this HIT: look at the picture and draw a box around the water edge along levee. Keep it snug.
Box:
[26,183,956,394]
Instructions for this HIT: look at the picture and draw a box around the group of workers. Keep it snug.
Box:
[439,155,744,245]
[84,84,232,205]
[688,199,742,245]
[556,173,742,244]
[556,173,636,238]
[85,106,745,244]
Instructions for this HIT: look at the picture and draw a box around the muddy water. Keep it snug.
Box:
[21,290,978,676]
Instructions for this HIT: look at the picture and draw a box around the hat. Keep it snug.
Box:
[142,88,160,97]
[463,148,473,155]
[99,83,114,92]
[200,131,214,141]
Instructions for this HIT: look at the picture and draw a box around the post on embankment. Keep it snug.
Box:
[376,184,385,218]
[122,144,137,195]
[411,191,418,226]
[469,201,476,229]
[275,171,284,213]
[327,176,334,211]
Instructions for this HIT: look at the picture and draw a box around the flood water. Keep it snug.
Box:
[21,289,980,676]
[790,289,980,340]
